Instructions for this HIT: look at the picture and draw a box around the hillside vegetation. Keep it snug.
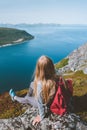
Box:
[0,27,34,45]
[64,70,87,121]
[55,58,69,69]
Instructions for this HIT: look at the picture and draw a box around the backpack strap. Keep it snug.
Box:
[65,79,73,96]
[59,77,73,96]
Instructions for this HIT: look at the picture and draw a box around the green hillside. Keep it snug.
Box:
[0,27,34,45]
[64,70,87,121]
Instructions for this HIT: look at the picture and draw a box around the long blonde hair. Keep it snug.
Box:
[34,55,56,103]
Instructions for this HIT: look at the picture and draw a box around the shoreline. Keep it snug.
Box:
[0,38,33,48]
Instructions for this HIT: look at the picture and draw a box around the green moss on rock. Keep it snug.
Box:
[55,58,69,69]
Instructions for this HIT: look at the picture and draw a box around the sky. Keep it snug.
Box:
[0,0,87,24]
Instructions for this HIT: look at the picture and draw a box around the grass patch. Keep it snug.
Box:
[55,58,69,69]
[64,70,87,121]
[0,89,28,119]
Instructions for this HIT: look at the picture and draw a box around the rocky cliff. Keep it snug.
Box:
[0,107,87,130]
[56,43,87,74]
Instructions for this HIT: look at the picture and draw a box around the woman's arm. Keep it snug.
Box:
[37,91,45,120]
[37,81,45,120]
[33,82,45,125]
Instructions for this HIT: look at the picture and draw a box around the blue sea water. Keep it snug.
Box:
[0,25,87,93]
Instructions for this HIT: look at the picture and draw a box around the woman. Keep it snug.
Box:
[9,55,61,125]
[9,55,87,130]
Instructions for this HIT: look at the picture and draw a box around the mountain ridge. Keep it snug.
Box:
[55,43,87,74]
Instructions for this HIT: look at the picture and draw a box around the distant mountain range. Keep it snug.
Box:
[0,23,61,28]
[0,23,86,28]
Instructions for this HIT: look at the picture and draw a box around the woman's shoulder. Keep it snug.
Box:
[37,80,42,85]
[37,81,42,91]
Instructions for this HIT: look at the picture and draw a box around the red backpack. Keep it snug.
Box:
[50,77,73,115]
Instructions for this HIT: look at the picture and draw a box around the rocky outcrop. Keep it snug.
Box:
[58,43,87,74]
[0,106,87,130]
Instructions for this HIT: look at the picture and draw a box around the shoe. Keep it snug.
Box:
[9,89,16,101]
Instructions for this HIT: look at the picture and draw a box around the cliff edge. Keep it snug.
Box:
[55,43,87,74]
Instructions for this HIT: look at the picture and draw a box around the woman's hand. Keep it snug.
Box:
[32,115,41,125]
